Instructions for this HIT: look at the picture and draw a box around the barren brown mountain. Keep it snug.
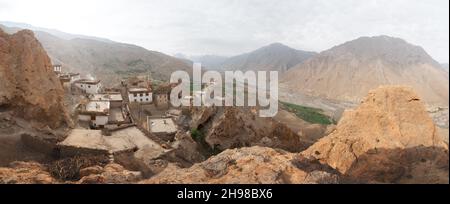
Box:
[217,43,316,72]
[281,36,449,106]
[0,28,70,128]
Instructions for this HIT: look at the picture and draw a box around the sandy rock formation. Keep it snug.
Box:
[0,161,56,184]
[0,28,70,128]
[190,106,310,152]
[141,146,340,184]
[77,163,142,184]
[169,131,206,164]
[302,86,449,183]
[0,161,142,184]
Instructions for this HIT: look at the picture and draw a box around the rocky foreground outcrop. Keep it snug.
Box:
[190,106,310,152]
[0,161,55,184]
[141,146,340,184]
[302,86,449,183]
[0,28,70,128]
[76,163,142,184]
[0,161,142,184]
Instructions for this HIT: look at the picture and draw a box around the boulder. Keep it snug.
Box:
[78,163,142,184]
[0,161,56,184]
[302,86,449,183]
[0,28,71,128]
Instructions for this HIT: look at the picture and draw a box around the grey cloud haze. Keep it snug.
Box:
[0,0,448,62]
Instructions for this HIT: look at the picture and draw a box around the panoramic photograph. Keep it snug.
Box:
[0,0,448,191]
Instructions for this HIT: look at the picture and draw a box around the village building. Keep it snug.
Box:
[68,73,81,82]
[153,84,172,109]
[125,76,152,88]
[90,92,123,108]
[78,101,110,128]
[57,129,136,158]
[59,73,81,86]
[59,75,71,86]
[53,64,62,75]
[128,88,152,103]
[57,127,167,159]
[90,92,128,125]
[52,64,80,88]
[74,79,102,94]
[147,117,178,141]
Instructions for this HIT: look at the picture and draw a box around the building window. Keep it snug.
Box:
[140,93,143,97]
[140,99,143,102]
[134,99,137,102]
[134,93,137,97]
[81,85,83,87]
[145,93,149,96]
[88,85,91,88]
[146,98,149,101]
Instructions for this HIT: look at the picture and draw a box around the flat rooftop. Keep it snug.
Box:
[58,127,167,158]
[90,93,123,102]
[148,118,177,134]
[112,126,169,160]
[75,79,101,85]
[85,101,110,113]
[58,129,136,153]
[59,129,106,150]
[129,88,152,93]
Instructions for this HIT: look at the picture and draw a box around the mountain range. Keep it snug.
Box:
[281,36,449,106]
[177,43,316,73]
[0,22,191,84]
[1,22,448,106]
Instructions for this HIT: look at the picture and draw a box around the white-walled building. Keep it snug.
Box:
[59,73,81,85]
[128,88,152,103]
[90,93,123,108]
[74,79,102,94]
[78,101,110,128]
[53,64,62,74]
[68,73,81,83]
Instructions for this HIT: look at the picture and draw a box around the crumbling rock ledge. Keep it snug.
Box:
[140,146,340,184]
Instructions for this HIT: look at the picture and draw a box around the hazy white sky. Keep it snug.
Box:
[0,0,448,62]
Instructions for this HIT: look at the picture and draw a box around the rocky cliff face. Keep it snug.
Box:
[190,106,311,152]
[0,28,70,128]
[302,86,449,183]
